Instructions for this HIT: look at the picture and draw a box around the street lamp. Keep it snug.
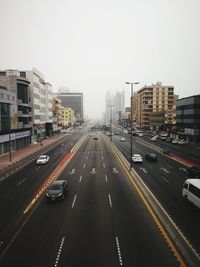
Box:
[109,104,114,142]
[125,81,139,170]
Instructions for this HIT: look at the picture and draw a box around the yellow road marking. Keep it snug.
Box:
[112,146,187,267]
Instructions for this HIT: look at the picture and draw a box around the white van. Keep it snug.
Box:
[182,179,200,209]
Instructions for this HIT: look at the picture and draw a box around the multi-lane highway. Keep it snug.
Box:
[0,131,199,267]
[0,131,189,267]
[112,131,200,255]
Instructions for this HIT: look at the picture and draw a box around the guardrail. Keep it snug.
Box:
[111,142,200,267]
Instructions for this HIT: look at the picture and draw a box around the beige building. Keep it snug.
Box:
[52,97,62,133]
[133,82,177,129]
[61,107,75,128]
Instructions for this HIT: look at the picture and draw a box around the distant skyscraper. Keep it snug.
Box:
[114,91,125,122]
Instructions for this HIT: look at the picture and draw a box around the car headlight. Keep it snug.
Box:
[46,193,49,197]
[58,192,63,197]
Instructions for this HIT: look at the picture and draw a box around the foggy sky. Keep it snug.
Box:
[0,0,199,120]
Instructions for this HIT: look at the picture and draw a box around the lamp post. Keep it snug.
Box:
[8,103,12,162]
[125,81,139,170]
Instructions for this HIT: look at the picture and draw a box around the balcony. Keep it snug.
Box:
[24,122,33,128]
[17,122,23,129]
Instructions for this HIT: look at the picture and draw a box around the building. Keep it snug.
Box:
[176,95,200,143]
[26,68,53,141]
[56,92,83,125]
[0,70,32,154]
[133,82,177,130]
[52,97,62,134]
[60,107,75,128]
[114,91,125,123]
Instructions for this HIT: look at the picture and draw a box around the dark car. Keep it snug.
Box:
[186,167,200,178]
[93,136,98,140]
[46,180,68,201]
[145,153,157,162]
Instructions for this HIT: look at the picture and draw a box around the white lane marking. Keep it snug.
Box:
[86,156,88,160]
[161,167,170,174]
[161,176,170,183]
[87,151,90,154]
[54,236,66,267]
[101,150,103,154]
[17,178,26,186]
[105,174,108,183]
[79,175,82,183]
[83,163,86,169]
[0,241,3,247]
[72,194,77,208]
[146,164,152,169]
[140,167,148,174]
[35,166,41,171]
[102,155,104,160]
[90,168,96,174]
[115,237,123,266]
[69,169,75,175]
[103,163,106,169]
[108,194,112,208]
[167,165,173,170]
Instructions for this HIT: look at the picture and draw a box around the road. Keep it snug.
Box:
[0,132,184,267]
[112,132,200,255]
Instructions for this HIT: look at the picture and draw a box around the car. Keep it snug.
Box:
[138,133,143,137]
[120,137,126,142]
[107,132,112,136]
[93,136,98,140]
[132,154,143,163]
[172,139,178,144]
[186,167,200,178]
[36,155,49,165]
[145,153,157,162]
[46,180,68,201]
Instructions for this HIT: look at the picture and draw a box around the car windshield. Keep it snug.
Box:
[49,184,62,190]
[40,155,47,159]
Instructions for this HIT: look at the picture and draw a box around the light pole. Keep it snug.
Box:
[125,81,139,170]
[109,104,113,142]
[8,103,12,162]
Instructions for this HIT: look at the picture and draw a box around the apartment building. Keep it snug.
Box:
[52,97,62,134]
[134,82,177,130]
[45,82,53,136]
[61,107,75,128]
[0,70,32,154]
[176,95,200,143]
[26,68,53,141]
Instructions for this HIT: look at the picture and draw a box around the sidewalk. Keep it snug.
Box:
[0,134,67,171]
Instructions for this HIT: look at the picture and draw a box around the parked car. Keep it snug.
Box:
[36,155,49,165]
[172,139,179,144]
[145,153,157,162]
[132,154,143,163]
[46,180,68,201]
[138,133,143,137]
[120,137,126,142]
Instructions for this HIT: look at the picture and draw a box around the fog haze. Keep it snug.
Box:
[0,0,199,119]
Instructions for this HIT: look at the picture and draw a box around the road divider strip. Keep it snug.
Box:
[111,142,200,267]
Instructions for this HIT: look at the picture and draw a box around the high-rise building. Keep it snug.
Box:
[56,92,83,125]
[176,95,200,143]
[133,82,177,129]
[114,91,125,123]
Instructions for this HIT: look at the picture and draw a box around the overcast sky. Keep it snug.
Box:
[0,0,199,120]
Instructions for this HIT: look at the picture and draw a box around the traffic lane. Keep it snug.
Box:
[0,132,85,247]
[0,134,119,267]
[113,136,200,254]
[0,136,91,267]
[101,135,182,266]
[60,136,119,267]
[0,132,81,229]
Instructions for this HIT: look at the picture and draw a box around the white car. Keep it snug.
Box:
[36,155,50,165]
[138,133,143,137]
[120,137,126,142]
[132,154,143,163]
[172,139,178,144]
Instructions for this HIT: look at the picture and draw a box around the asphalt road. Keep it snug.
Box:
[0,132,184,267]
[112,132,200,255]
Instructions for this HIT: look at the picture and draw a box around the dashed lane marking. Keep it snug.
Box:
[161,176,170,183]
[79,175,82,183]
[103,163,106,169]
[17,178,26,186]
[86,156,88,160]
[72,194,77,208]
[102,155,104,160]
[83,163,86,169]
[54,236,65,267]
[115,237,123,266]
[105,174,108,183]
[108,194,112,208]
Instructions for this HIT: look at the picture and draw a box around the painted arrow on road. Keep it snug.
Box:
[112,168,119,174]
[69,169,76,175]
[90,168,96,174]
